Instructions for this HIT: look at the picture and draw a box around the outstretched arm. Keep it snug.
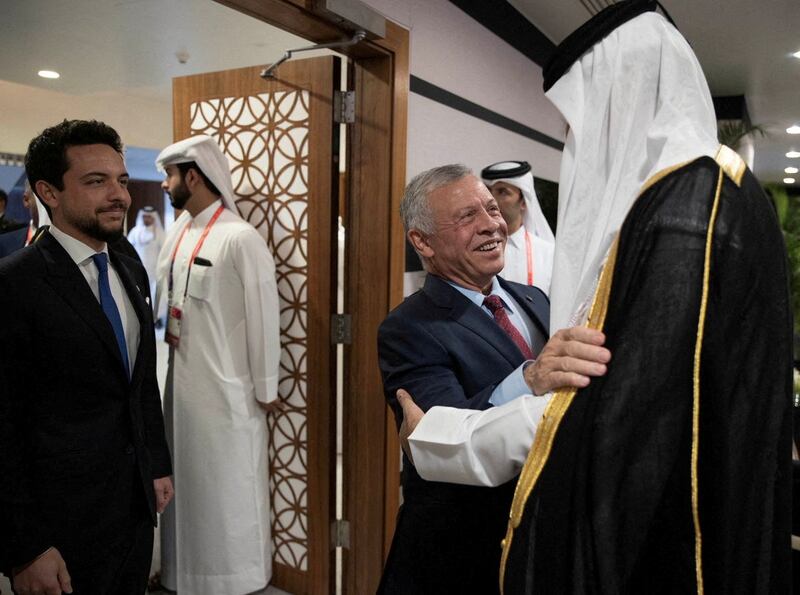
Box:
[397,326,609,487]
[401,390,549,486]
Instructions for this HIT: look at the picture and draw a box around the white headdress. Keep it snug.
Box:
[545,12,718,332]
[133,206,164,242]
[155,135,238,212]
[481,161,555,244]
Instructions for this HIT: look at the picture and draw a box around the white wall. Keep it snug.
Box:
[0,79,171,155]
[364,0,565,182]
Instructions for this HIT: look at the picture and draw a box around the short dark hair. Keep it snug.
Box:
[25,119,123,193]
[176,161,221,197]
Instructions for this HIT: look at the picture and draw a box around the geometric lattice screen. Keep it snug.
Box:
[189,91,311,570]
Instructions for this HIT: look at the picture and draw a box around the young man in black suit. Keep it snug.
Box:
[0,120,173,595]
[377,165,610,593]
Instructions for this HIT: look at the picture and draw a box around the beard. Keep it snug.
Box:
[168,180,191,210]
[70,203,127,243]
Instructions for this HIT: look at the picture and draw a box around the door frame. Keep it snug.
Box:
[212,2,407,593]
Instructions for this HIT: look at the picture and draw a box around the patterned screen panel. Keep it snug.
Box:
[189,91,311,570]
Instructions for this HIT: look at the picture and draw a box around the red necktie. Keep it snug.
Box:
[483,294,534,360]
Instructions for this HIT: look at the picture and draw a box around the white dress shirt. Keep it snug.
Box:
[49,224,140,372]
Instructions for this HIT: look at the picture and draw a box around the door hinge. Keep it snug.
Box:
[331,313,352,344]
[334,90,355,124]
[332,519,350,549]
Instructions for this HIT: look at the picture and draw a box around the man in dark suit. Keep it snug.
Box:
[0,182,38,258]
[0,219,29,257]
[0,119,173,595]
[377,165,609,593]
[0,188,25,234]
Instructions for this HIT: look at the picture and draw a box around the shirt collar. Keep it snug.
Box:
[446,277,517,314]
[505,226,526,249]
[191,199,223,228]
[48,223,108,266]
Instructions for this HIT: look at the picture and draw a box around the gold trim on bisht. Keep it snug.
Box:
[714,144,746,187]
[499,154,729,594]
[689,164,725,594]
[498,237,619,592]
[639,159,692,195]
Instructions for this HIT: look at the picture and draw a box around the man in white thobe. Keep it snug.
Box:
[154,135,280,595]
[127,206,164,320]
[481,161,555,294]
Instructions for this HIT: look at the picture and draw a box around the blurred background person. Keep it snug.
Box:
[0,188,24,234]
[0,181,49,257]
[127,205,165,324]
[482,161,555,294]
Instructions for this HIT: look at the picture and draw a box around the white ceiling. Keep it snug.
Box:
[0,0,313,152]
[0,0,307,102]
[509,0,800,184]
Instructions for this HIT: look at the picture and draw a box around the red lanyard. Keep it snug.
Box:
[524,230,535,285]
[168,205,224,301]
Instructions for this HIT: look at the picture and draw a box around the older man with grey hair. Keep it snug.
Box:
[377,164,609,594]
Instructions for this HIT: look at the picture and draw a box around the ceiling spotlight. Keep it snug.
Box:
[794,50,800,59]
[786,167,799,174]
[788,125,800,135]
[38,70,60,79]
[787,150,800,158]
[784,178,797,184]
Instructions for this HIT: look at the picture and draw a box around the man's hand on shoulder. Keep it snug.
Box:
[153,476,174,513]
[524,327,610,395]
[12,547,72,595]
[397,389,424,465]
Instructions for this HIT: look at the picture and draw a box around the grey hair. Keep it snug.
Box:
[400,164,472,235]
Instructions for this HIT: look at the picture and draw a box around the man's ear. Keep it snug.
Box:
[408,229,434,258]
[183,167,200,191]
[35,180,59,213]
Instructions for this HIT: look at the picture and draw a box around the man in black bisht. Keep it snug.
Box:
[393,1,792,593]
[500,2,793,593]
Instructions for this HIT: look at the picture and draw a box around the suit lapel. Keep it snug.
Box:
[499,277,550,338]
[37,232,129,380]
[422,274,524,367]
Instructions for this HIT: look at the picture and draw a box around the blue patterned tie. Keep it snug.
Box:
[92,253,130,378]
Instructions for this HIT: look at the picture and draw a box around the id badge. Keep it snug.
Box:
[165,305,183,348]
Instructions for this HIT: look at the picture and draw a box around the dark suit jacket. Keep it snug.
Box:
[0,225,27,258]
[377,273,549,594]
[0,231,172,573]
[0,214,25,234]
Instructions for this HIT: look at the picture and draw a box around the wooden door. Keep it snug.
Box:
[172,56,340,595]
